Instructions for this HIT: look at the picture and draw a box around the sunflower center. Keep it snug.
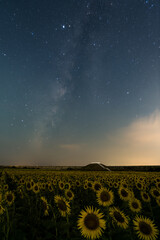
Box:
[7,194,13,202]
[132,202,139,209]
[139,221,152,235]
[137,183,142,188]
[58,200,67,211]
[143,193,148,199]
[95,184,101,191]
[84,213,99,230]
[121,189,128,197]
[153,190,159,197]
[88,183,92,187]
[113,211,124,223]
[67,191,72,198]
[100,191,111,202]
[34,186,38,191]
[27,183,31,188]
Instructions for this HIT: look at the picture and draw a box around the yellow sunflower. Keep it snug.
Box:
[113,182,119,189]
[156,196,160,207]
[136,181,144,191]
[26,181,32,191]
[65,189,74,201]
[41,196,49,216]
[141,192,151,203]
[96,188,114,207]
[32,183,40,194]
[5,191,15,206]
[156,182,160,190]
[75,180,81,187]
[84,184,88,190]
[48,184,54,192]
[77,206,106,239]
[118,187,131,201]
[150,187,160,199]
[0,193,2,202]
[133,215,159,240]
[54,195,70,217]
[58,180,65,190]
[92,181,102,192]
[64,182,71,190]
[109,207,129,229]
[129,198,142,213]
[4,184,9,191]
[0,204,5,215]
[87,181,93,188]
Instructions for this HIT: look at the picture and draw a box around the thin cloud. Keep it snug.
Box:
[101,109,160,165]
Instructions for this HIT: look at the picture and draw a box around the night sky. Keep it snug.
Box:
[0,0,160,166]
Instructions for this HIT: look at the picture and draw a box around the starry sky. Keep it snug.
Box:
[0,0,160,166]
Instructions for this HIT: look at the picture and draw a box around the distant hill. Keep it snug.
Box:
[81,162,111,171]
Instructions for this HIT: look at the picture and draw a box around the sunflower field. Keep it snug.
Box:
[0,169,160,240]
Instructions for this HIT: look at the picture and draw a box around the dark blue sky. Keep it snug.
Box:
[0,0,160,166]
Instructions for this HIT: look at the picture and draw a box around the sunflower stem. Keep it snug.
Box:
[51,206,58,238]
[149,201,154,220]
[66,215,70,239]
[5,207,10,240]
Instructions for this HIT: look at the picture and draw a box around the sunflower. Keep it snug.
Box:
[0,204,5,215]
[48,184,54,192]
[118,187,131,201]
[150,187,160,199]
[141,192,151,203]
[121,182,128,189]
[17,186,24,199]
[87,181,93,188]
[75,180,81,187]
[41,196,49,216]
[4,184,9,191]
[0,193,2,202]
[156,196,160,207]
[52,179,57,185]
[5,191,15,206]
[54,195,70,217]
[92,182,102,192]
[41,183,46,190]
[30,179,34,187]
[20,178,25,185]
[129,198,142,212]
[58,181,65,190]
[65,189,74,201]
[136,181,144,191]
[26,181,32,191]
[156,182,160,190]
[84,184,88,190]
[32,183,40,194]
[109,207,129,229]
[113,182,119,188]
[133,215,159,240]
[96,188,114,207]
[77,206,106,239]
[64,182,71,190]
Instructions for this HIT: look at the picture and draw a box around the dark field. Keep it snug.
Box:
[0,168,160,240]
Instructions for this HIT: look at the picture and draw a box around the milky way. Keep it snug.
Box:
[0,0,160,165]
